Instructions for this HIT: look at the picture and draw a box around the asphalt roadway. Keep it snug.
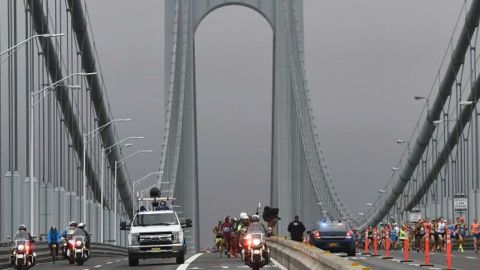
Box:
[3,249,477,269]
[2,253,287,270]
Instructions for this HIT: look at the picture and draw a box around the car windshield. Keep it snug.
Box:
[316,222,348,232]
[132,212,178,226]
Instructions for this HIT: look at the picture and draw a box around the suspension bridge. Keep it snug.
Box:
[0,0,479,269]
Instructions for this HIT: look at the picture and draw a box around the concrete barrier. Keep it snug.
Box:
[268,237,368,270]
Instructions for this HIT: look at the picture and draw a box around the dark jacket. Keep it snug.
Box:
[287,220,306,241]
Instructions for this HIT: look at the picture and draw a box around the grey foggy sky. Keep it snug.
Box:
[84,0,464,248]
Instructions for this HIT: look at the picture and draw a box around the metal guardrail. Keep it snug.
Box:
[267,237,368,270]
[0,241,126,269]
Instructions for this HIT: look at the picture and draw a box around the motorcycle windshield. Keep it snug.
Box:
[13,232,29,241]
[72,229,86,237]
[247,224,266,235]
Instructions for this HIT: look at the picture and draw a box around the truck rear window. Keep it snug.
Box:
[132,213,178,226]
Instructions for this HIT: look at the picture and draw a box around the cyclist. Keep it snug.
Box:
[47,226,61,262]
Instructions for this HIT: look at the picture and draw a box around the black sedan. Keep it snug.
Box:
[308,221,356,256]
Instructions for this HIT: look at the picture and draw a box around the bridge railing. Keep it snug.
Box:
[267,237,366,270]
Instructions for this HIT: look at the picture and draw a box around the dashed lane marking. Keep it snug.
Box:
[271,258,288,270]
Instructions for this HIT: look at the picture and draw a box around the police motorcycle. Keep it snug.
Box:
[9,231,37,270]
[242,221,270,270]
[67,229,89,265]
[62,226,77,259]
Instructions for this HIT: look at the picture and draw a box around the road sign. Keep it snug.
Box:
[454,194,468,212]
[409,210,421,222]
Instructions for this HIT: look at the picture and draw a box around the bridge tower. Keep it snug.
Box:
[160,0,337,251]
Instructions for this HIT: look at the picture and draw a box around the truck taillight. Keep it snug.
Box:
[346,231,352,239]
[314,231,321,239]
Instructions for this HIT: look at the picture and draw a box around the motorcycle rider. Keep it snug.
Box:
[245,215,270,264]
[62,221,78,257]
[63,221,78,238]
[236,212,250,251]
[47,226,61,260]
[11,225,36,265]
[78,223,91,252]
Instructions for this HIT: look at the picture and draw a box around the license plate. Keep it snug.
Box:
[253,250,260,254]
[328,243,338,247]
[151,248,161,252]
[52,244,57,248]
[76,249,82,253]
[17,254,24,258]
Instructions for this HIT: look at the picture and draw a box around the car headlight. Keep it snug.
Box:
[129,233,139,245]
[252,238,261,247]
[172,232,182,244]
[75,240,83,247]
[17,244,25,251]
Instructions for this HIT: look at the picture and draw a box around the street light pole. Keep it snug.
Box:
[0,33,64,63]
[82,118,131,225]
[112,149,153,245]
[100,137,141,243]
[29,72,95,236]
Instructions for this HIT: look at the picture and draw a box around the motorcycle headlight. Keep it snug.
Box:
[75,240,83,247]
[129,233,139,245]
[17,244,25,251]
[252,238,261,247]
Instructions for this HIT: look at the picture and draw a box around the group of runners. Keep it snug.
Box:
[212,213,257,258]
[356,216,480,253]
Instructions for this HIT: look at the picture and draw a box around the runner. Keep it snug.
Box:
[436,217,446,251]
[471,218,480,254]
[456,217,467,252]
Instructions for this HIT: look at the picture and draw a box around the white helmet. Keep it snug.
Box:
[240,212,249,220]
[251,215,260,222]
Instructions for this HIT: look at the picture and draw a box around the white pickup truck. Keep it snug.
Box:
[125,209,192,266]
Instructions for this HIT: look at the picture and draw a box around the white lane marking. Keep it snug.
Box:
[176,253,203,270]
[221,266,229,269]
[94,265,102,268]
[106,261,113,264]
[271,258,288,270]
[428,268,441,270]
[466,256,476,259]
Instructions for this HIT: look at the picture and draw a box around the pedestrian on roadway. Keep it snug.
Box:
[287,215,305,242]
